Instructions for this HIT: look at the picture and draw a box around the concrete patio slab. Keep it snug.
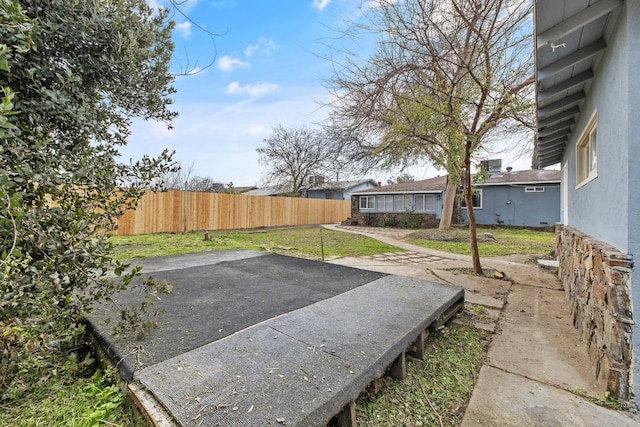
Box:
[88,250,464,426]
[135,275,463,426]
[87,251,384,380]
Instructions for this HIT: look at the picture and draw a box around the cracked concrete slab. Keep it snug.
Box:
[462,366,638,427]
[486,283,602,395]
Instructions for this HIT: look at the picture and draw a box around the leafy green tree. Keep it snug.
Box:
[0,0,177,397]
[326,0,534,274]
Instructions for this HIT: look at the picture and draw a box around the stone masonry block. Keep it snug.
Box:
[555,225,633,403]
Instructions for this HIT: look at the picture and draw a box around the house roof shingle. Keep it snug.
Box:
[357,175,448,194]
[307,179,377,192]
[354,170,560,194]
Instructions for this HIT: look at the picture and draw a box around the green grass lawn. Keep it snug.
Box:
[406,227,556,257]
[110,226,402,261]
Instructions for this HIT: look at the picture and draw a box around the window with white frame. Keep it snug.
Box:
[359,196,375,210]
[525,186,545,192]
[577,112,597,186]
[461,189,483,209]
[414,194,435,212]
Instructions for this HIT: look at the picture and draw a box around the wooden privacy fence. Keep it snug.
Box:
[113,191,351,235]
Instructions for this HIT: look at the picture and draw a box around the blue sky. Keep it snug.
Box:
[124,0,534,187]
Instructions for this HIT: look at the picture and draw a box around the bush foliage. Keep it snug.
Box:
[0,0,177,398]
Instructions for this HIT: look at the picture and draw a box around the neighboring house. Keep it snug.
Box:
[243,179,377,199]
[534,0,638,403]
[350,175,447,228]
[305,178,378,200]
[244,186,291,197]
[231,186,258,194]
[468,169,560,227]
[350,169,560,228]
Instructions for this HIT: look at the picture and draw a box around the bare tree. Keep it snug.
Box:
[157,161,223,192]
[256,125,334,195]
[325,0,534,274]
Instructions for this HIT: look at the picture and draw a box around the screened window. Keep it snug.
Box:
[462,189,483,209]
[414,194,435,212]
[359,196,375,210]
[394,194,413,212]
[577,112,597,186]
[376,195,394,211]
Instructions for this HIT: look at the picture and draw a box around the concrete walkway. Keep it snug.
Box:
[324,224,640,426]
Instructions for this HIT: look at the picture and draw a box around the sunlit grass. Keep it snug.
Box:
[406,227,556,257]
[110,226,403,261]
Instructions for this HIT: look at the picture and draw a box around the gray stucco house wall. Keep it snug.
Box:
[463,183,560,227]
[560,9,629,250]
[534,0,638,403]
[351,171,559,228]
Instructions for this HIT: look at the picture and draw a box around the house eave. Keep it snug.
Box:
[534,0,623,168]
[353,190,443,196]
[480,180,561,187]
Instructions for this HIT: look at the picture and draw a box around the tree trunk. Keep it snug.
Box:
[464,142,483,275]
[439,179,457,229]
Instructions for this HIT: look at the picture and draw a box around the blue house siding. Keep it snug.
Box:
[628,5,640,387]
[464,185,560,227]
[562,6,630,252]
[535,1,639,403]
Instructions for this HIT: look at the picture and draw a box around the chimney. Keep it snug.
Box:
[377,181,382,188]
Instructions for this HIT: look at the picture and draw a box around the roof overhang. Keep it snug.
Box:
[352,190,443,196]
[534,0,623,168]
[480,180,560,187]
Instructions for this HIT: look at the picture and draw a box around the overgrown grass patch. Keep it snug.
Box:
[356,321,490,426]
[406,227,556,257]
[110,226,402,261]
[0,367,133,427]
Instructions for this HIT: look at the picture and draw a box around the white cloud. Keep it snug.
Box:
[217,55,250,72]
[244,43,259,57]
[226,82,278,97]
[313,0,332,11]
[174,21,192,38]
[244,37,279,57]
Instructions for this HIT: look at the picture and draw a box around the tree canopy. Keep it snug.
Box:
[257,125,335,195]
[325,0,535,272]
[1,0,177,396]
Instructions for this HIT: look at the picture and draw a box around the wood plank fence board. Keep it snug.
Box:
[113,191,351,235]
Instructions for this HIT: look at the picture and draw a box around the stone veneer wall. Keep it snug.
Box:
[347,196,439,228]
[556,224,634,400]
